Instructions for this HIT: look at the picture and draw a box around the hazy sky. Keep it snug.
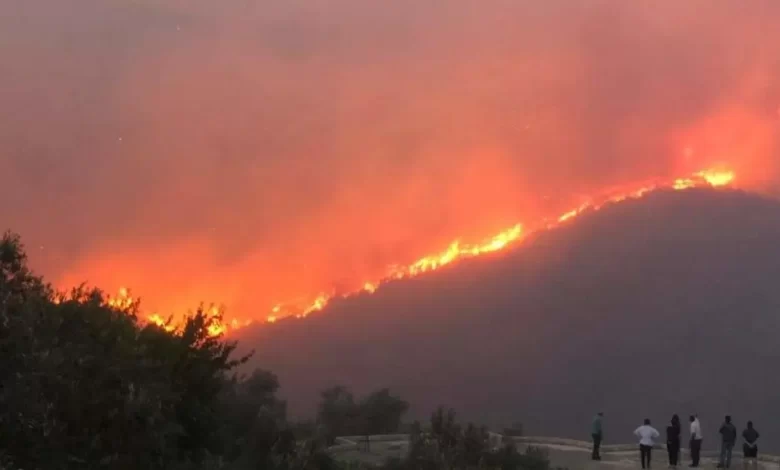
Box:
[1,0,778,321]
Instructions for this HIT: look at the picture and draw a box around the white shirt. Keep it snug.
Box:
[635,425,660,446]
[690,419,703,440]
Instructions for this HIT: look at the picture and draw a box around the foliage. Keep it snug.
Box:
[317,386,410,443]
[391,408,553,470]
[0,232,267,469]
[0,231,561,470]
[0,231,397,470]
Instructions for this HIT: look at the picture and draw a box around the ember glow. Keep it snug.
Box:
[102,167,735,336]
[4,1,777,339]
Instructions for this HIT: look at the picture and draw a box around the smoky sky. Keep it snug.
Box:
[1,0,779,319]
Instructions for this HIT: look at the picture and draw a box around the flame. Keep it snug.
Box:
[102,167,735,336]
[696,169,735,187]
[389,223,525,279]
[102,289,244,336]
[363,282,378,293]
[558,203,592,223]
[106,286,136,310]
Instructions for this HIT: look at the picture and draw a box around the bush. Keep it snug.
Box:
[388,408,555,470]
[317,386,409,443]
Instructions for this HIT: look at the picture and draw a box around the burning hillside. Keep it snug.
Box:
[6,1,778,338]
[240,186,780,448]
[98,168,735,336]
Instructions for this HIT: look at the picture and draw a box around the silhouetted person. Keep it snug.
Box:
[635,418,660,469]
[592,412,604,460]
[718,415,737,469]
[667,415,682,468]
[689,415,703,467]
[742,421,759,470]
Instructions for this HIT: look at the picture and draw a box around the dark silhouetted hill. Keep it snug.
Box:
[237,188,780,451]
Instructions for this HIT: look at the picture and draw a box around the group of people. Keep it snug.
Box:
[591,413,760,470]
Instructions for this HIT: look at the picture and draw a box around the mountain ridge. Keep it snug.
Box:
[237,188,780,451]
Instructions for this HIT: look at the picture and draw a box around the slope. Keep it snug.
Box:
[237,188,780,450]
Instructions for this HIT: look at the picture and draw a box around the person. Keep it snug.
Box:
[592,412,604,460]
[742,421,759,470]
[635,418,661,469]
[718,415,737,469]
[667,415,682,468]
[689,415,703,468]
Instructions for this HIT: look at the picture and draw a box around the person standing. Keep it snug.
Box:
[592,412,604,460]
[718,415,737,469]
[742,421,759,470]
[689,415,703,468]
[635,419,661,469]
[667,415,682,468]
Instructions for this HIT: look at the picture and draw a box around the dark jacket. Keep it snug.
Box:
[667,424,681,444]
[720,422,737,445]
[592,416,603,436]
[743,427,759,445]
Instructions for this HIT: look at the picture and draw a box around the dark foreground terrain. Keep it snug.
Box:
[239,188,780,451]
[334,438,780,470]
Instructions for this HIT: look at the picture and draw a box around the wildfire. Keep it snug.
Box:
[107,287,136,310]
[390,223,525,279]
[696,169,736,187]
[105,289,240,337]
[104,168,735,336]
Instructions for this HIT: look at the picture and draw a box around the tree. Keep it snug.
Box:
[400,407,553,470]
[316,386,409,444]
[0,231,557,470]
[0,231,251,469]
[318,386,358,441]
[218,368,291,466]
[360,388,409,436]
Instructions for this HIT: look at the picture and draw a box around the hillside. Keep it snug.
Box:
[237,188,780,450]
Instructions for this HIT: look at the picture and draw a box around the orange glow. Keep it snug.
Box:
[148,313,175,333]
[390,223,524,279]
[696,170,736,187]
[670,106,776,191]
[363,282,378,293]
[558,203,592,223]
[673,179,696,190]
[10,0,779,344]
[106,287,136,311]
[92,167,736,337]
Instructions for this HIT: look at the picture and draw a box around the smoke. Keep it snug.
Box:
[1,0,778,319]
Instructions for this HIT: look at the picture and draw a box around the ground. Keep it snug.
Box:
[330,438,780,470]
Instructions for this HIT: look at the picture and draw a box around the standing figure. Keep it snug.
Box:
[667,415,682,468]
[635,418,661,470]
[592,412,604,461]
[742,421,759,470]
[689,415,703,468]
[718,415,737,469]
